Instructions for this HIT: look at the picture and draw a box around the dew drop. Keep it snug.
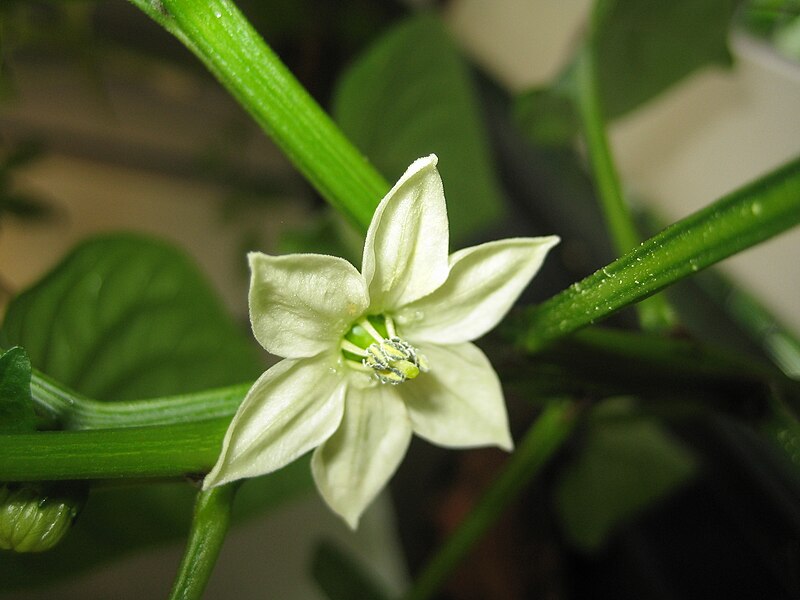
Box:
[751,202,762,216]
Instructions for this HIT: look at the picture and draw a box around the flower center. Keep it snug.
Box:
[340,315,428,385]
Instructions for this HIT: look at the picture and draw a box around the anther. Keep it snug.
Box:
[363,337,428,385]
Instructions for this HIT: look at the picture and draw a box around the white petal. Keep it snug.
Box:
[398,236,559,344]
[361,155,450,312]
[402,342,512,451]
[203,354,345,489]
[311,382,412,529]
[248,252,369,359]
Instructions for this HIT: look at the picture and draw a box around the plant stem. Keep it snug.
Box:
[518,156,800,352]
[403,400,581,600]
[0,419,227,480]
[30,368,248,430]
[128,0,388,231]
[574,44,675,332]
[168,483,239,600]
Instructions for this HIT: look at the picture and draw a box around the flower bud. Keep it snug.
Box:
[0,482,87,552]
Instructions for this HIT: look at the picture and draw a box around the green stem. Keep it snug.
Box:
[403,400,580,600]
[574,45,675,332]
[169,483,239,600]
[30,368,248,431]
[518,156,800,352]
[129,0,388,231]
[0,419,227,480]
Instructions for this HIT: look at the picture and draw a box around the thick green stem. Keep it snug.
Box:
[404,400,580,600]
[129,0,388,231]
[30,368,248,431]
[574,45,675,332]
[169,483,239,600]
[0,419,227,480]
[518,156,800,352]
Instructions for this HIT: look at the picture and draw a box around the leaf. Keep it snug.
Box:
[0,233,262,401]
[311,539,390,600]
[333,14,506,244]
[279,209,363,268]
[516,0,738,145]
[0,347,36,433]
[0,234,313,588]
[555,398,696,550]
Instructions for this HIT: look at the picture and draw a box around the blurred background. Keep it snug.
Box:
[1,0,799,598]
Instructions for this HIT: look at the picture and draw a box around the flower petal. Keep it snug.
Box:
[361,155,450,312]
[402,342,512,451]
[398,236,559,344]
[203,354,345,489]
[311,382,412,529]
[249,252,369,359]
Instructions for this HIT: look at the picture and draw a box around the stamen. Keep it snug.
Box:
[340,314,429,384]
[363,337,428,385]
[358,317,384,343]
[385,315,397,339]
[340,339,368,357]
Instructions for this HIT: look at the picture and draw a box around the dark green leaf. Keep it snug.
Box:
[0,233,262,401]
[0,347,36,433]
[279,209,363,268]
[333,14,506,244]
[516,0,738,145]
[592,0,737,117]
[312,539,390,600]
[0,234,312,588]
[555,399,696,550]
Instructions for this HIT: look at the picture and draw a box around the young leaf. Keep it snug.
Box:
[0,234,310,588]
[516,0,738,145]
[0,233,262,401]
[0,346,36,433]
[333,14,506,243]
[555,398,696,550]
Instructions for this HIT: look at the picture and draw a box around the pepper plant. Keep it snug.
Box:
[1,0,799,598]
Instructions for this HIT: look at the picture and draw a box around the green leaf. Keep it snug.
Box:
[555,398,696,550]
[311,539,390,600]
[516,0,738,145]
[0,233,262,401]
[0,234,312,588]
[0,347,36,433]
[333,14,506,244]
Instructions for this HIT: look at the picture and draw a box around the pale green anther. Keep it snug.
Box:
[364,337,428,385]
[340,315,429,384]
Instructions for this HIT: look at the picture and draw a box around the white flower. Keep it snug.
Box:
[203,155,559,528]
